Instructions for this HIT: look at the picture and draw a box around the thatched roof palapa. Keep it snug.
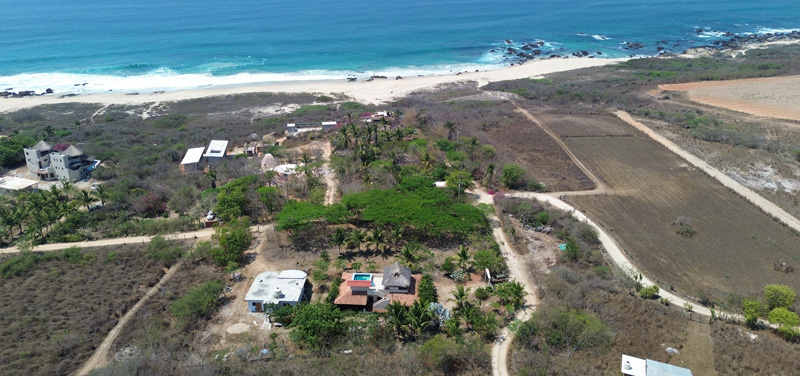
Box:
[382,262,411,289]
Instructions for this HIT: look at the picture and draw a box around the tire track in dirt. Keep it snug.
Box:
[75,261,183,375]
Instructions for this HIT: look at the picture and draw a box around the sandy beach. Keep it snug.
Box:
[0,58,625,113]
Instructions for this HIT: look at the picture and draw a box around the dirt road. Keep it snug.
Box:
[614,110,800,235]
[470,189,539,376]
[75,261,183,375]
[0,225,268,255]
[320,140,338,205]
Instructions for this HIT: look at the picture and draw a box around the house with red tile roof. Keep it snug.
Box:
[333,262,420,312]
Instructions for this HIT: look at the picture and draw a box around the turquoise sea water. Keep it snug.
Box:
[1,0,798,94]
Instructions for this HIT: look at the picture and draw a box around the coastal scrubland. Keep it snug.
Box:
[2,45,800,375]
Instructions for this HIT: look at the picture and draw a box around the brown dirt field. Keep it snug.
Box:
[554,119,800,298]
[660,76,800,122]
[483,116,594,192]
[537,113,635,138]
[0,245,163,376]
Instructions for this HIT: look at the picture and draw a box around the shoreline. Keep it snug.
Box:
[1,58,624,112]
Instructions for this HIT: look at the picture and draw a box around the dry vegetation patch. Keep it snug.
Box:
[560,123,800,297]
[0,245,163,376]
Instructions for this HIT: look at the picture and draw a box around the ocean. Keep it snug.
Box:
[1,0,798,95]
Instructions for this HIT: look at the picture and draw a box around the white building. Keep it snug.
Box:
[23,141,95,181]
[286,121,337,137]
[0,177,38,194]
[180,146,206,173]
[622,354,693,376]
[202,140,229,167]
[245,270,311,313]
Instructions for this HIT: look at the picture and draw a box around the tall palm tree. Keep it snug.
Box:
[12,205,30,233]
[486,163,496,188]
[331,228,347,254]
[349,123,360,148]
[338,126,351,149]
[0,207,15,241]
[92,185,108,206]
[79,190,94,210]
[396,244,418,269]
[48,184,63,203]
[408,300,433,338]
[60,179,75,200]
[444,121,456,141]
[348,228,365,251]
[366,227,387,254]
[388,227,403,248]
[387,300,409,338]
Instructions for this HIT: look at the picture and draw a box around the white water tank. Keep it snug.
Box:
[274,287,283,299]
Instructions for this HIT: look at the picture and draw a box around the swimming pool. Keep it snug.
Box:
[353,273,372,281]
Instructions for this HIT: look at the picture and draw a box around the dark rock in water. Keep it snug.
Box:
[549,54,560,59]
[581,50,589,56]
[3,88,11,91]
[572,52,583,57]
[656,46,664,51]
[506,47,515,53]
[596,51,603,55]
[532,49,541,55]
[696,29,704,33]
[661,40,667,44]
[370,75,387,79]
[588,56,595,58]
[490,49,496,52]
[74,83,81,86]
[396,76,403,80]
[45,88,54,94]
[505,39,512,44]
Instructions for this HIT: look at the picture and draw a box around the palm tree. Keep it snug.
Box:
[486,163,496,188]
[444,121,456,141]
[349,123,360,148]
[448,285,471,312]
[396,244,418,269]
[443,318,462,338]
[408,300,433,338]
[459,302,479,330]
[79,190,94,211]
[92,185,108,206]
[48,184,63,202]
[60,179,74,200]
[366,227,387,254]
[331,228,347,254]
[338,126,351,149]
[0,207,15,241]
[388,227,403,248]
[456,245,472,270]
[419,153,432,170]
[12,205,30,233]
[387,300,409,338]
[496,281,528,310]
[348,229,365,251]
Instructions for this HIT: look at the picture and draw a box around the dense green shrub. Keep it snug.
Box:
[290,303,345,350]
[765,284,796,310]
[501,164,527,189]
[145,235,184,266]
[211,217,252,266]
[171,279,224,330]
[418,274,438,304]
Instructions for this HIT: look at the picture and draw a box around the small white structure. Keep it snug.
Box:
[270,163,300,180]
[286,121,337,137]
[260,153,278,171]
[0,177,38,194]
[180,146,205,173]
[245,270,311,313]
[622,354,693,376]
[202,140,229,166]
[434,181,447,188]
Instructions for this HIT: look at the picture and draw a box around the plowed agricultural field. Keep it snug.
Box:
[484,116,594,192]
[550,115,800,297]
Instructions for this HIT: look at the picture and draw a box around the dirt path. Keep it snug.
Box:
[614,110,800,234]
[470,189,539,376]
[75,261,183,375]
[0,225,268,255]
[320,140,338,205]
[514,105,608,193]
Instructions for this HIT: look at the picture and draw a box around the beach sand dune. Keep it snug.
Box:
[0,59,624,113]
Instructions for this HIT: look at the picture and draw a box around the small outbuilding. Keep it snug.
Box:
[203,140,229,166]
[245,270,311,313]
[0,177,38,194]
[180,146,205,173]
[621,354,692,376]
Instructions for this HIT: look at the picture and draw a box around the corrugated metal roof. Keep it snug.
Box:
[181,147,205,165]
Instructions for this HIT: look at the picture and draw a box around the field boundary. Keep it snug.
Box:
[613,110,800,235]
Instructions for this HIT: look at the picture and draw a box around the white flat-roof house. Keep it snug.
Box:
[180,146,206,173]
[203,140,229,167]
[245,270,312,313]
[0,177,38,194]
[286,121,337,137]
[23,141,95,181]
[622,354,693,376]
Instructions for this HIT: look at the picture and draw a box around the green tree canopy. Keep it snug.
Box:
[764,284,796,310]
[501,164,527,190]
[211,217,252,266]
[289,302,346,350]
